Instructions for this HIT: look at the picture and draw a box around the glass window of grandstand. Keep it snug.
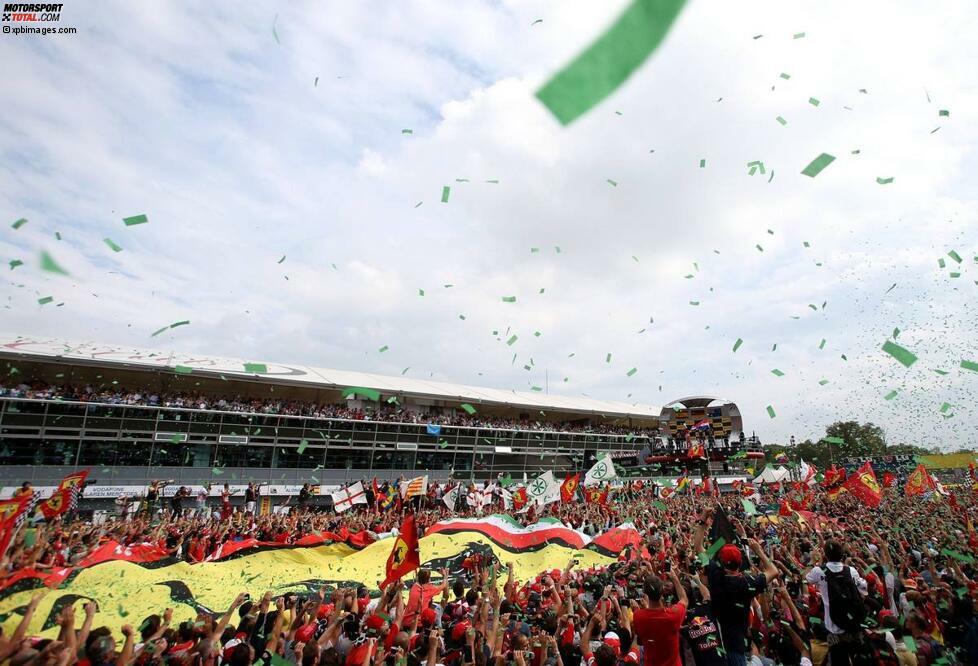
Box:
[42,402,87,430]
[120,407,158,434]
[0,437,76,466]
[351,421,378,445]
[415,450,455,472]
[374,423,399,443]
[275,443,325,469]
[77,439,154,467]
[214,443,273,469]
[373,448,416,471]
[150,441,192,467]
[325,446,371,470]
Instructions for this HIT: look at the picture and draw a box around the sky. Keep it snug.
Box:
[1,0,977,450]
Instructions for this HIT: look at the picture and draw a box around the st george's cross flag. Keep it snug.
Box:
[584,454,617,486]
[331,482,368,513]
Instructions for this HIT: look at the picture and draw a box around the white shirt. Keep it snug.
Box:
[805,562,867,635]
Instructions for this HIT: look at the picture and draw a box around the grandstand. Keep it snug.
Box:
[0,335,753,508]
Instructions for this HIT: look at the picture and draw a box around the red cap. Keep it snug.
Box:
[717,544,743,567]
[451,620,471,642]
[295,623,316,643]
[364,614,385,634]
[420,608,436,626]
[317,603,334,620]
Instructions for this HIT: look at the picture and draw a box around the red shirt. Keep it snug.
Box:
[632,603,686,666]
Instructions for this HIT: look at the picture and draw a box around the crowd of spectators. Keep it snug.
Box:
[0,381,657,438]
[2,478,977,666]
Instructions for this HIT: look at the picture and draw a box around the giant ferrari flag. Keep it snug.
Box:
[844,461,882,508]
[380,513,420,589]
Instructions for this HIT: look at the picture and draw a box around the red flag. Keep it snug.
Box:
[57,470,89,493]
[905,464,936,497]
[560,474,580,504]
[779,500,794,517]
[686,442,706,460]
[512,487,528,511]
[380,513,420,589]
[844,462,882,508]
[584,487,608,505]
[882,472,896,488]
[696,478,712,495]
[38,487,73,521]
[0,496,31,556]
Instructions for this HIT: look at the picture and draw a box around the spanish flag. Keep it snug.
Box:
[380,513,420,589]
[844,461,882,508]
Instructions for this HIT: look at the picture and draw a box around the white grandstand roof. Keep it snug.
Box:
[0,334,659,419]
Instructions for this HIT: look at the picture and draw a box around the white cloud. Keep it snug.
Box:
[1,0,977,449]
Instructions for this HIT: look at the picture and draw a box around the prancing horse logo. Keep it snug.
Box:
[391,538,409,566]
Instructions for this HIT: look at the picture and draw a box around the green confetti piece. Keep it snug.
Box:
[531,386,543,391]
[244,363,267,373]
[948,250,963,263]
[793,32,805,39]
[961,360,978,372]
[652,501,668,510]
[819,339,826,350]
[733,338,743,352]
[950,272,961,278]
[401,367,410,375]
[742,499,757,515]
[818,379,829,385]
[460,403,477,415]
[606,353,612,363]
[626,367,637,376]
[297,439,308,454]
[506,334,518,346]
[766,405,776,418]
[884,390,898,401]
[486,179,499,184]
[440,186,451,203]
[118,604,129,617]
[938,257,946,268]
[939,109,949,117]
[771,369,784,377]
[378,345,389,353]
[607,178,618,186]
[876,176,894,185]
[9,259,23,270]
[502,296,517,303]
[841,354,848,360]
[776,115,787,126]
[756,244,764,252]
[779,72,791,80]
[809,97,820,106]
[37,296,54,305]
[122,214,148,226]
[892,327,900,339]
[699,158,706,168]
[103,238,123,252]
[12,218,28,229]
[534,0,689,125]
[801,152,836,177]
[39,250,70,276]
[174,365,193,374]
[823,436,845,445]
[401,129,413,134]
[277,255,286,264]
[940,402,951,413]
[212,467,224,475]
[882,339,918,367]
[341,387,381,401]
[704,537,727,559]
[689,300,700,305]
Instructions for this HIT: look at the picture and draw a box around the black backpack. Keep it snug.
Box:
[825,565,867,632]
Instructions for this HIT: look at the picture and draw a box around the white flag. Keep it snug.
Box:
[443,484,460,511]
[527,471,560,506]
[799,459,817,486]
[482,482,496,508]
[584,454,617,486]
[331,482,367,513]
